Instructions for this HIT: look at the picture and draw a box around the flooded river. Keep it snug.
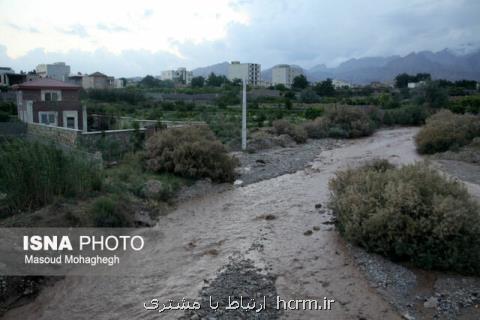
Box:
[4,128,422,320]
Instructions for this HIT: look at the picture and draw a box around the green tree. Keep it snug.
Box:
[395,73,412,88]
[206,73,229,87]
[139,75,160,88]
[292,75,309,90]
[314,78,336,97]
[415,81,449,108]
[191,76,205,88]
[284,90,296,99]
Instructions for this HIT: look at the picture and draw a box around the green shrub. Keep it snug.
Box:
[324,106,376,138]
[301,106,377,139]
[0,102,16,116]
[383,105,427,126]
[272,119,307,143]
[144,126,238,182]
[329,161,480,275]
[90,196,131,227]
[0,139,102,213]
[0,111,10,122]
[415,110,480,154]
[304,107,323,120]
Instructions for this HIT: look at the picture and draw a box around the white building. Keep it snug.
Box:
[35,62,71,81]
[228,61,261,86]
[332,79,353,89]
[161,67,193,84]
[114,78,125,89]
[271,64,303,88]
[407,81,426,89]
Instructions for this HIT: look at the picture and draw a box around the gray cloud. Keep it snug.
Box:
[0,45,181,77]
[96,23,128,32]
[59,24,88,38]
[6,22,39,33]
[2,0,479,76]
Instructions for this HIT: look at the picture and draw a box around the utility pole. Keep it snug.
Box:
[242,78,247,151]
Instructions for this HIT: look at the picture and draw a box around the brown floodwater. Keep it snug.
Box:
[4,128,424,320]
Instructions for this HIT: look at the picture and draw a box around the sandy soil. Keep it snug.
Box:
[2,127,479,320]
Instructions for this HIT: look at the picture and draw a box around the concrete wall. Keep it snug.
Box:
[24,121,204,161]
[26,122,80,146]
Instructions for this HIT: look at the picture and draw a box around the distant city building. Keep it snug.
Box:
[161,67,193,84]
[82,72,114,89]
[271,64,303,88]
[0,67,33,86]
[332,79,353,89]
[114,78,126,89]
[67,75,83,86]
[35,62,71,81]
[407,81,426,89]
[0,67,15,86]
[228,61,261,86]
[13,78,86,130]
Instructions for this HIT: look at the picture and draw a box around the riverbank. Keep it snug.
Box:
[2,127,479,320]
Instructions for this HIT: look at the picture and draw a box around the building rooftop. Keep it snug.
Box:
[88,72,108,77]
[12,78,81,90]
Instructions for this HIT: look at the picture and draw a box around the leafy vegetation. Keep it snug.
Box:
[0,102,16,122]
[0,139,102,214]
[329,160,480,275]
[89,195,132,227]
[144,126,238,182]
[416,110,480,154]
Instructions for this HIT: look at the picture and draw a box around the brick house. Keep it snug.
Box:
[13,78,86,130]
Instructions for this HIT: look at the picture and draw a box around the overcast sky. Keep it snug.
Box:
[0,0,479,77]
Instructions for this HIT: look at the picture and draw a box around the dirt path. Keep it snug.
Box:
[3,128,422,320]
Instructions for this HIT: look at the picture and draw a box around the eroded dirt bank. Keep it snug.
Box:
[3,127,478,320]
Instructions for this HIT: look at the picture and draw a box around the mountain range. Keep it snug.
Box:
[192,48,480,84]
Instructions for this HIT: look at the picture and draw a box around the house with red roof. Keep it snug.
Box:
[12,78,86,130]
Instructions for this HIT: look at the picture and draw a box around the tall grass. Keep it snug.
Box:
[0,139,102,213]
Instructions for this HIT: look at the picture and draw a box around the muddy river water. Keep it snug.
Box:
[4,127,467,320]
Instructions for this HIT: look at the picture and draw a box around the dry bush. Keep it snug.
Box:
[325,106,376,138]
[329,160,480,275]
[302,117,329,139]
[303,106,376,139]
[144,126,238,182]
[272,119,308,143]
[415,110,480,154]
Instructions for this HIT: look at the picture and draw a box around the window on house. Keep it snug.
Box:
[39,112,56,125]
[40,113,48,124]
[66,117,75,129]
[43,91,60,101]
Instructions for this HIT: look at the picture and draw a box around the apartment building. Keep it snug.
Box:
[13,78,85,130]
[271,64,303,88]
[227,61,261,86]
[35,62,71,81]
[82,72,114,89]
[161,67,193,84]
